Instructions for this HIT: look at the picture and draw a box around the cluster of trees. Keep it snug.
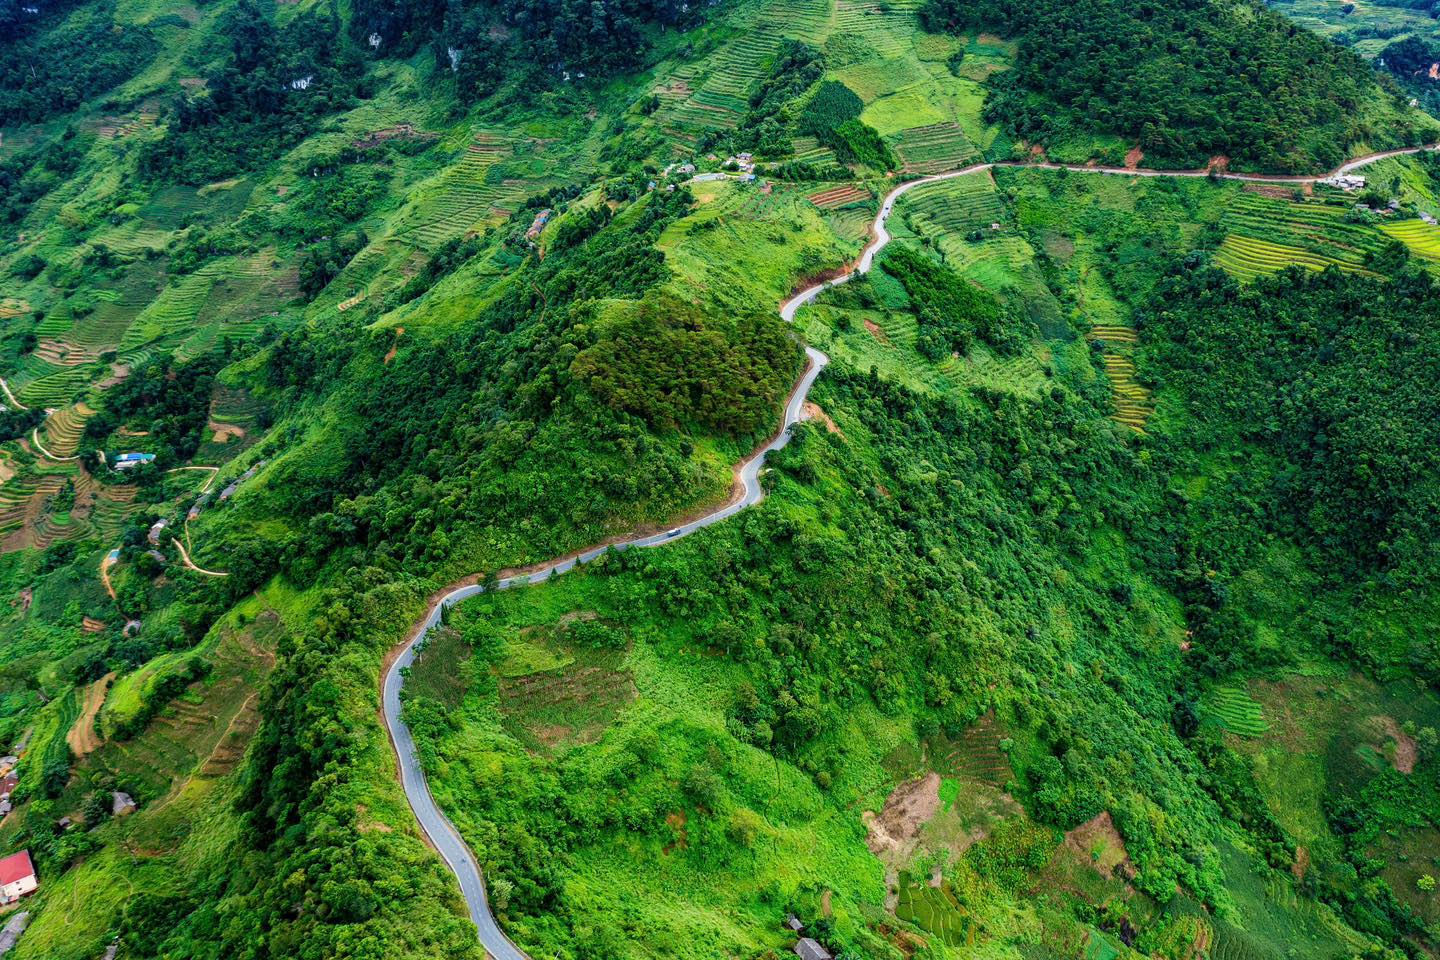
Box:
[140,0,367,184]
[920,0,1426,170]
[877,245,1028,358]
[0,0,156,124]
[83,352,223,464]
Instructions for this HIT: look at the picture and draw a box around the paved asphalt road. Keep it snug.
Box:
[379,140,1438,959]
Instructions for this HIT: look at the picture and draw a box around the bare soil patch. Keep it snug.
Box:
[1124,146,1144,170]
[864,318,889,343]
[66,672,115,759]
[1372,715,1417,773]
[383,327,405,365]
[865,772,942,864]
[1063,811,1134,880]
[208,421,245,443]
[803,401,843,435]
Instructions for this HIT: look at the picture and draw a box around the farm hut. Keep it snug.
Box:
[0,851,36,902]
[56,817,72,831]
[786,914,804,932]
[0,757,17,776]
[0,801,11,818]
[0,774,17,799]
[112,792,137,817]
[0,911,29,955]
[147,519,168,545]
[794,938,832,960]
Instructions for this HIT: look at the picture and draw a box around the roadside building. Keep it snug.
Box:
[0,851,36,903]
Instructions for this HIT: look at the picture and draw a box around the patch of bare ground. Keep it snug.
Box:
[802,401,842,435]
[1063,811,1134,880]
[1124,146,1144,170]
[1207,154,1231,173]
[864,318,888,343]
[383,327,404,365]
[865,773,942,909]
[66,672,115,758]
[1371,715,1417,773]
[208,421,245,443]
[1292,845,1310,881]
[356,804,393,833]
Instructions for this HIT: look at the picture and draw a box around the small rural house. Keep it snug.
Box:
[112,452,156,471]
[786,914,804,933]
[112,792,137,817]
[794,938,832,960]
[0,851,36,903]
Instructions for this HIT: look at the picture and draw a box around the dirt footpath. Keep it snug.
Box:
[67,671,116,758]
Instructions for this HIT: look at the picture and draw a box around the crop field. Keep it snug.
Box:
[1379,218,1440,263]
[83,611,280,801]
[1201,686,1269,737]
[791,135,839,166]
[1099,352,1152,431]
[656,31,780,147]
[1221,192,1386,268]
[899,170,1007,236]
[806,184,872,210]
[397,133,526,249]
[39,403,93,458]
[895,877,981,947]
[931,712,1013,785]
[891,123,981,175]
[1211,234,1367,281]
[834,0,920,59]
[496,638,636,754]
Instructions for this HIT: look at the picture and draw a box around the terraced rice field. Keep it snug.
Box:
[1202,686,1268,737]
[85,614,280,800]
[1379,219,1440,263]
[834,0,919,59]
[40,403,93,458]
[400,133,525,249]
[1086,321,1151,431]
[807,184,871,210]
[658,32,779,145]
[1212,234,1366,281]
[892,123,980,175]
[896,879,981,947]
[1215,193,1389,280]
[899,170,1006,235]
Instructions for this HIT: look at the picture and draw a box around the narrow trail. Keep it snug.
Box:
[0,379,25,411]
[100,549,119,601]
[376,138,1430,959]
[166,465,220,493]
[171,538,228,577]
[30,426,79,463]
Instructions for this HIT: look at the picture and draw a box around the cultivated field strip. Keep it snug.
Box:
[892,123,980,175]
[1380,218,1440,262]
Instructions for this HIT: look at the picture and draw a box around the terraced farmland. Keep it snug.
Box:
[84,613,280,801]
[1214,193,1390,280]
[39,403,94,458]
[896,879,981,947]
[1212,234,1367,281]
[658,31,779,146]
[834,0,919,59]
[1202,686,1268,737]
[933,711,1013,785]
[806,184,871,210]
[892,123,980,175]
[1380,218,1440,262]
[899,170,1006,236]
[399,133,525,249]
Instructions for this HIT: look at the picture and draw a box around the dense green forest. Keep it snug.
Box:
[0,0,1438,956]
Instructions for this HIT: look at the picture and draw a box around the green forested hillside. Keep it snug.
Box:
[0,0,1438,957]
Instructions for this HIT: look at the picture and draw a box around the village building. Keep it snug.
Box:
[112,452,156,471]
[0,757,17,778]
[0,774,18,799]
[785,914,804,932]
[147,519,168,545]
[0,852,36,903]
[794,937,832,960]
[112,792,137,817]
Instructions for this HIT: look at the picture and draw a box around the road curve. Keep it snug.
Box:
[380,139,1440,958]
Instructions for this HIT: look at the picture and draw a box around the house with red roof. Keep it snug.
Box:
[0,851,36,903]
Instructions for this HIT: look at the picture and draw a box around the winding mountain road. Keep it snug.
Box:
[379,140,1438,959]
